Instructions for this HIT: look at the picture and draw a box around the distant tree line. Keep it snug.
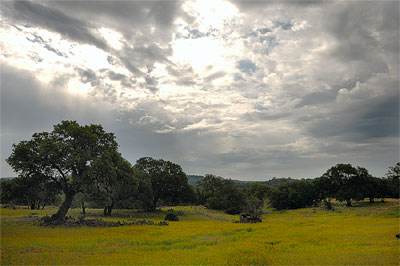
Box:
[1,121,399,222]
[270,163,399,210]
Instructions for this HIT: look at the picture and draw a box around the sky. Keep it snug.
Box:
[0,0,399,181]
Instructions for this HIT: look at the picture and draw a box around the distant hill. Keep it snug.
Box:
[263,177,299,187]
[0,177,15,180]
[187,175,204,186]
[187,175,308,188]
[231,179,256,188]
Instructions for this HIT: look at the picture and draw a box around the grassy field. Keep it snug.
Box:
[1,200,399,265]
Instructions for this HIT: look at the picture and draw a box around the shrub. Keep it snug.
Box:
[323,200,334,211]
[164,212,179,221]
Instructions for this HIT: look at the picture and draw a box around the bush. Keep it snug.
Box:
[164,212,179,221]
[323,200,334,211]
[167,209,184,216]
[269,181,316,210]
[243,196,264,219]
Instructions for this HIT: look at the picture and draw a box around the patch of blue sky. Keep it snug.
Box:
[258,28,271,34]
[175,27,208,39]
[273,20,293,30]
[234,73,245,81]
[253,103,269,111]
[237,60,256,75]
[260,35,278,55]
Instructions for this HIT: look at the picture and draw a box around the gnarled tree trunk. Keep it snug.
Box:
[81,201,86,215]
[103,202,114,216]
[369,197,374,203]
[51,190,75,222]
[346,199,352,207]
[107,202,114,216]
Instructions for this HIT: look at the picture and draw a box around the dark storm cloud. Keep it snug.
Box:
[1,1,108,50]
[295,78,362,108]
[46,0,183,36]
[295,90,337,108]
[231,0,324,11]
[118,44,173,76]
[1,1,183,78]
[290,2,399,144]
[302,77,399,142]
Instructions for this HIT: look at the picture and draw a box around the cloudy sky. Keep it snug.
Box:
[1,0,399,180]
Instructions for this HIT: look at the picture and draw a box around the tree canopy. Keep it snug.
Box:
[196,174,244,214]
[7,120,120,221]
[134,157,194,210]
[319,164,372,206]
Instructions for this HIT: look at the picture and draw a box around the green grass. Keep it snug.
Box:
[1,201,399,265]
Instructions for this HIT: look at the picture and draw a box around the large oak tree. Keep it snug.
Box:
[320,163,372,206]
[7,121,119,222]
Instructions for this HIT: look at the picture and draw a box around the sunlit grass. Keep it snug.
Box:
[1,201,399,265]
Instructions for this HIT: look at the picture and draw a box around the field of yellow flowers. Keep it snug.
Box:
[1,201,399,265]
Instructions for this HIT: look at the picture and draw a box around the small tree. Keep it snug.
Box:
[243,195,264,220]
[197,175,244,214]
[164,212,179,221]
[269,180,316,210]
[0,175,61,209]
[247,183,272,200]
[386,162,400,198]
[134,169,155,211]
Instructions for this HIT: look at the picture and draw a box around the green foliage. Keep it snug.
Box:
[187,175,204,186]
[86,152,139,216]
[243,196,264,219]
[322,200,334,211]
[134,170,155,211]
[385,162,399,198]
[6,120,119,221]
[198,174,244,214]
[263,177,299,187]
[318,164,374,206]
[164,212,179,221]
[134,157,193,210]
[0,175,61,209]
[270,181,316,210]
[246,182,272,200]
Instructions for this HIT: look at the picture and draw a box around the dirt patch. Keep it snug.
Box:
[191,210,229,221]
[369,200,399,216]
